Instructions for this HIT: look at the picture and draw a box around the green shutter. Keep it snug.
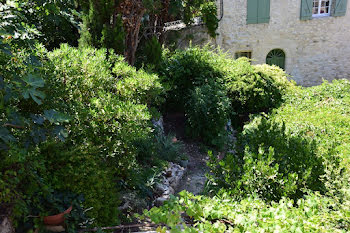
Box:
[258,0,271,23]
[300,0,313,20]
[247,0,270,24]
[247,0,258,24]
[334,0,348,16]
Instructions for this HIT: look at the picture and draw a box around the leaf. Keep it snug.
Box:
[44,109,70,123]
[22,74,45,88]
[0,127,16,143]
[22,87,46,104]
[31,114,45,125]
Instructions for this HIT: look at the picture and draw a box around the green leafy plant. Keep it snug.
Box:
[0,29,69,228]
[208,116,326,201]
[185,83,230,148]
[141,190,350,232]
[225,60,295,121]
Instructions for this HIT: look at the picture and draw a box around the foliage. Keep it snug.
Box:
[141,190,350,232]
[225,60,294,118]
[159,46,227,111]
[208,116,326,201]
[200,1,219,38]
[0,28,71,230]
[159,46,294,145]
[38,142,119,227]
[0,0,80,50]
[208,79,350,204]
[16,190,91,233]
[136,36,163,69]
[78,0,218,65]
[139,79,350,232]
[40,44,164,224]
[270,79,350,201]
[79,0,125,54]
[185,83,230,148]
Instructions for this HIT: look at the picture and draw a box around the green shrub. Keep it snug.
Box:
[225,59,294,117]
[136,36,163,68]
[40,142,120,226]
[44,44,164,175]
[38,44,165,224]
[208,116,326,201]
[159,46,294,145]
[0,39,69,228]
[159,46,227,112]
[185,83,231,147]
[270,79,350,201]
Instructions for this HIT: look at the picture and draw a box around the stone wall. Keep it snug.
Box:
[216,0,350,86]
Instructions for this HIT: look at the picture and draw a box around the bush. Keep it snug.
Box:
[159,46,227,112]
[270,79,350,201]
[37,44,165,225]
[208,116,326,201]
[44,44,164,176]
[0,39,70,228]
[185,83,231,147]
[158,46,294,145]
[225,59,294,117]
[40,142,120,226]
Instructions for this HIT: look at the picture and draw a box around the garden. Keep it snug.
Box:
[0,0,349,232]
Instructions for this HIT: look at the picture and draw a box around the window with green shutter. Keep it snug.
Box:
[301,0,347,19]
[247,0,270,24]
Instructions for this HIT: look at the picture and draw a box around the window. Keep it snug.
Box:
[235,51,252,59]
[301,0,347,20]
[312,0,331,16]
[247,0,270,24]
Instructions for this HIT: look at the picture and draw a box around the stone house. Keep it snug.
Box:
[214,0,350,86]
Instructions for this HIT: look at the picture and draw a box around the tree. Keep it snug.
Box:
[0,0,80,50]
[79,0,219,65]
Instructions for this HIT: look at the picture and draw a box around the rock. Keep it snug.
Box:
[155,195,170,207]
[154,183,169,195]
[152,116,164,134]
[0,217,14,233]
[179,160,189,168]
[118,191,148,213]
[163,186,175,195]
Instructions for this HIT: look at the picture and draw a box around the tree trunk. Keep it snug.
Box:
[118,0,145,66]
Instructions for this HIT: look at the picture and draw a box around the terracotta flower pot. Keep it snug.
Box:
[43,206,72,226]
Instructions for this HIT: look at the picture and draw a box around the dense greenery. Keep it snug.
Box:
[185,83,230,147]
[1,41,172,230]
[143,79,350,232]
[142,190,350,232]
[79,0,219,65]
[159,46,293,146]
[0,0,79,50]
[1,3,350,230]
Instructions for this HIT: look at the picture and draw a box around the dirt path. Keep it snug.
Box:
[163,113,209,195]
[175,142,208,195]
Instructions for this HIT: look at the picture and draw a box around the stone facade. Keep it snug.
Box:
[216,0,350,86]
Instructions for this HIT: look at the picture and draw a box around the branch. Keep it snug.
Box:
[78,223,163,232]
[3,123,25,129]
